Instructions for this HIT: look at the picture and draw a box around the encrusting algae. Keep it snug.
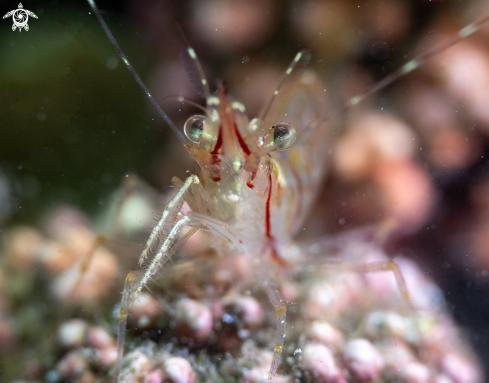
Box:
[0,209,483,382]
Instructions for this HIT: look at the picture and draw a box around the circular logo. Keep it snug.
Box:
[3,3,38,32]
[12,8,29,29]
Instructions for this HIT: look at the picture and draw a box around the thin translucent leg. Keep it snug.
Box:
[186,211,244,252]
[324,259,410,302]
[112,176,241,383]
[298,220,410,294]
[113,216,191,383]
[304,219,395,261]
[299,223,413,320]
[114,317,127,381]
[114,271,137,382]
[265,282,287,383]
[316,257,420,342]
[112,175,198,382]
[139,175,200,266]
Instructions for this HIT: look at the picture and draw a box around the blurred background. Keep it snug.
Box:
[1,0,489,381]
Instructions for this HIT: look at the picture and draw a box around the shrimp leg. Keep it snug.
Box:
[113,175,242,382]
[265,282,288,383]
[299,221,412,309]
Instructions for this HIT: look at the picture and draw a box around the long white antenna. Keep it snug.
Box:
[87,0,187,145]
[307,14,489,130]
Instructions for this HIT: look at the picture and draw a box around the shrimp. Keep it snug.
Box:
[87,1,489,382]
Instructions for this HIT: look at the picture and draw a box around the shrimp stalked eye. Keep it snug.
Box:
[184,115,206,144]
[262,122,297,152]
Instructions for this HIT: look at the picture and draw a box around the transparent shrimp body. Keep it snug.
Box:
[133,68,334,383]
[183,71,333,257]
[103,46,335,382]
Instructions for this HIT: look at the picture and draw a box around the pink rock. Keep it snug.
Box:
[280,282,299,302]
[146,369,164,383]
[190,0,275,51]
[431,375,454,383]
[363,311,414,343]
[439,353,482,383]
[242,367,290,383]
[232,295,264,327]
[128,292,164,327]
[306,282,336,320]
[333,112,416,182]
[306,321,344,348]
[343,339,384,381]
[87,326,114,350]
[374,159,434,233]
[175,298,213,339]
[38,241,73,273]
[395,362,431,383]
[57,319,88,349]
[57,350,90,378]
[302,343,346,383]
[120,350,153,382]
[429,40,489,125]
[164,356,195,383]
[243,367,267,383]
[43,205,90,239]
[210,299,224,319]
[4,227,44,270]
[96,346,117,368]
[54,226,96,262]
[51,245,119,305]
[214,253,254,286]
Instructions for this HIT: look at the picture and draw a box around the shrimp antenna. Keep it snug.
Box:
[258,49,312,122]
[308,13,489,130]
[160,95,207,113]
[343,14,489,111]
[87,0,187,145]
[178,27,211,99]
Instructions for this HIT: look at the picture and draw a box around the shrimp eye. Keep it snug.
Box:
[262,122,297,151]
[184,115,206,143]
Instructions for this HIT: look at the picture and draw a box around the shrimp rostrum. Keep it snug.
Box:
[88,1,489,382]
